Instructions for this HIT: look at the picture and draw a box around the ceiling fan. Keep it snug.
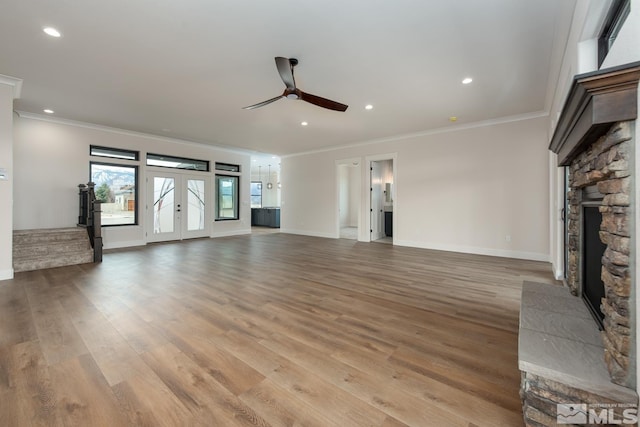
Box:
[243,57,348,112]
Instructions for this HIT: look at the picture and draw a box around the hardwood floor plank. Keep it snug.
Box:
[0,281,38,347]
[260,332,471,426]
[265,362,388,427]
[26,298,90,366]
[168,332,266,396]
[239,379,335,427]
[111,371,194,427]
[1,233,559,426]
[0,341,62,426]
[48,354,127,426]
[141,342,272,427]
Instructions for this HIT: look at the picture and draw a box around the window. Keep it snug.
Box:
[216,175,239,220]
[90,162,138,226]
[215,162,240,173]
[250,181,262,208]
[90,145,139,161]
[147,153,209,171]
[598,0,630,67]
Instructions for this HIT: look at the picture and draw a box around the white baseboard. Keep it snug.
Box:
[103,240,146,250]
[553,266,565,280]
[393,239,551,262]
[211,229,251,238]
[0,268,14,281]
[280,229,337,239]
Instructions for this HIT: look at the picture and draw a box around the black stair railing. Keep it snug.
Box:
[77,182,103,262]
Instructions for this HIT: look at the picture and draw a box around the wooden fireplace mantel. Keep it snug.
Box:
[549,61,640,166]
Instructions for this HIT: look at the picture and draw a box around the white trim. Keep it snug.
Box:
[15,111,253,156]
[103,240,146,250]
[211,229,251,238]
[0,74,22,99]
[393,239,551,262]
[282,111,549,158]
[0,268,15,281]
[365,154,397,244]
[554,267,564,281]
[280,229,336,239]
[335,157,363,240]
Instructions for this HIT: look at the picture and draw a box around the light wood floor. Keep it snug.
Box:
[0,233,559,426]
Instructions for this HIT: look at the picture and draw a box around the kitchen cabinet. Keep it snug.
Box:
[385,211,393,237]
[251,208,280,228]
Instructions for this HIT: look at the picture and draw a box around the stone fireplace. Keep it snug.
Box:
[566,120,633,386]
[519,61,640,425]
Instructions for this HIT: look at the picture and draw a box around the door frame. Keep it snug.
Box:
[365,153,397,243]
[335,157,362,240]
[146,169,211,243]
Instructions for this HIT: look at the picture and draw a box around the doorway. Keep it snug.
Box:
[336,159,361,240]
[147,171,210,242]
[370,158,394,244]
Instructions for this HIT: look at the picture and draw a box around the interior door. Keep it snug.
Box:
[370,161,384,241]
[147,172,209,242]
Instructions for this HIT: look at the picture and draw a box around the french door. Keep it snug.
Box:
[147,172,209,242]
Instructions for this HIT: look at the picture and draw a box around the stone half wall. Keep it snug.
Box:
[566,121,634,387]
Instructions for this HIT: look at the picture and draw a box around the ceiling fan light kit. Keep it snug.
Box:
[244,57,348,112]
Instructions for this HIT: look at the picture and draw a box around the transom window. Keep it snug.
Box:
[215,162,240,173]
[598,0,631,67]
[147,153,209,171]
[90,145,139,161]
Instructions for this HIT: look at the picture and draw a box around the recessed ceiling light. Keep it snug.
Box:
[449,116,457,122]
[301,121,308,126]
[365,104,373,110]
[43,27,61,37]
[462,77,473,85]
[43,109,54,114]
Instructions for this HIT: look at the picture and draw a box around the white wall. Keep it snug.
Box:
[13,115,251,248]
[348,166,359,226]
[282,115,551,261]
[338,165,349,227]
[0,83,15,280]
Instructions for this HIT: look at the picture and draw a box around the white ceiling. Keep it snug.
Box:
[1,0,576,156]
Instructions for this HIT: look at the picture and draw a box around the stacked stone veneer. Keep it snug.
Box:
[521,372,636,426]
[566,121,634,386]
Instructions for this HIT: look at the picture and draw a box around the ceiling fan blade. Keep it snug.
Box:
[275,57,296,90]
[242,95,283,110]
[300,91,348,112]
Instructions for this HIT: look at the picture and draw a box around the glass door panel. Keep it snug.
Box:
[148,172,209,242]
[153,176,176,233]
[187,179,205,231]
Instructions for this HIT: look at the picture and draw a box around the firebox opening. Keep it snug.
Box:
[582,197,606,330]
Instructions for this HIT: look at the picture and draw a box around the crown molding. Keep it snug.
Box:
[282,110,550,159]
[14,111,253,156]
[0,74,23,99]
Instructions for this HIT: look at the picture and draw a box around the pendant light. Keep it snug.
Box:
[257,166,262,189]
[267,164,273,189]
[277,163,281,189]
